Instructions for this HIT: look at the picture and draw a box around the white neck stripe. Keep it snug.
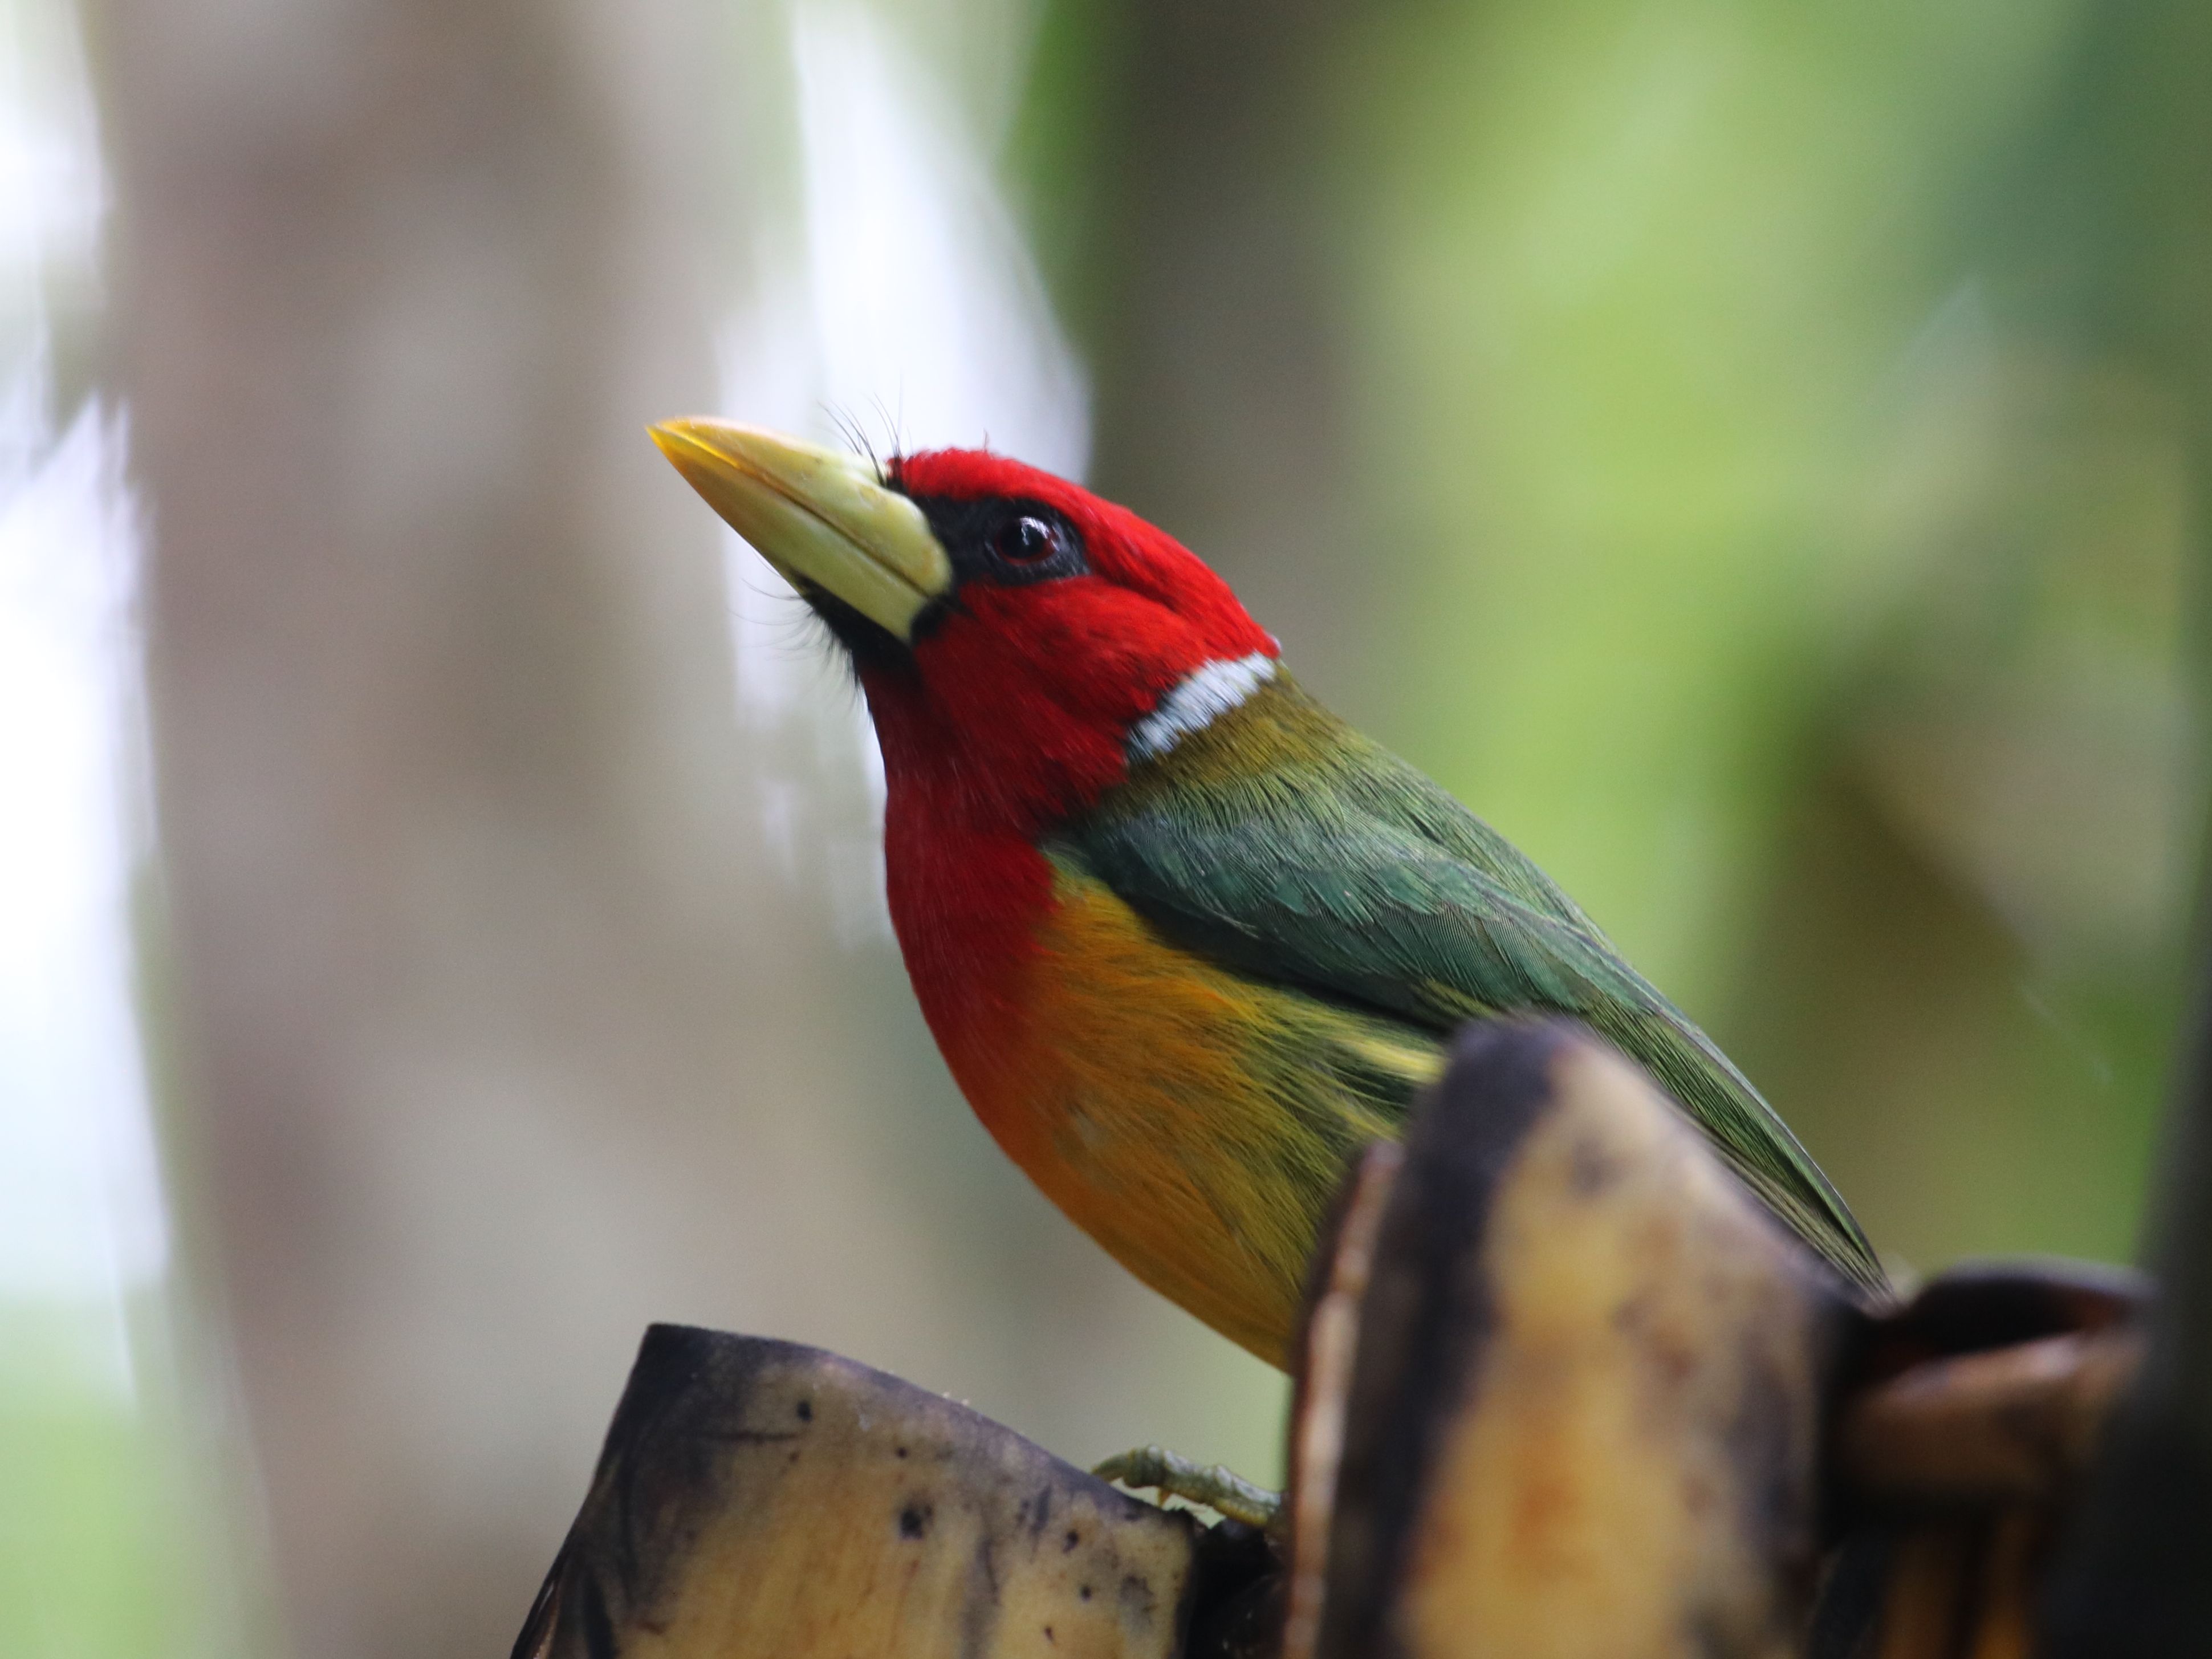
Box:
[1127,652,1278,764]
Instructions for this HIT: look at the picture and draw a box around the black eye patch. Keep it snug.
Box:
[902,493,1089,589]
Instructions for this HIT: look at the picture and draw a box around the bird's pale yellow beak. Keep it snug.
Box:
[649,419,953,642]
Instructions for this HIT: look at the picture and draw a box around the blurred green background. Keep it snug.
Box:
[0,0,2204,1654]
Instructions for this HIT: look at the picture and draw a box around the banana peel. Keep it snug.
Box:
[513,1019,2146,1659]
[511,1328,1220,1659]
[1286,1020,1853,1659]
[1279,1020,2145,1659]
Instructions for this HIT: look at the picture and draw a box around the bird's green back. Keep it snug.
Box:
[1063,670,1886,1296]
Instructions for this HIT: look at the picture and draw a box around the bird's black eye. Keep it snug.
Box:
[900,492,1087,594]
[991,515,1062,566]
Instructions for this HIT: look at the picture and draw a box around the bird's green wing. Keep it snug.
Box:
[1064,681,1885,1295]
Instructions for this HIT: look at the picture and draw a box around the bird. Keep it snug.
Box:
[652,420,1886,1370]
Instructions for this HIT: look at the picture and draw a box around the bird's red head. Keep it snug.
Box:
[863,448,1274,832]
[649,420,1278,839]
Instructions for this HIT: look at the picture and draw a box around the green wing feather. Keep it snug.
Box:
[1066,672,1886,1295]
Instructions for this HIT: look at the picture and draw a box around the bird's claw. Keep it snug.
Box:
[1092,1445,1283,1533]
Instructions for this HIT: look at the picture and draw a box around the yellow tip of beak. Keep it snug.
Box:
[650,418,952,643]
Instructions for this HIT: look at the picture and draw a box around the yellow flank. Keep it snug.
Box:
[953,856,1441,1368]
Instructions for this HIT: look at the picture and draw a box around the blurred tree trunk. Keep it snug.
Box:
[86,3,1314,1650]
[84,4,873,1656]
[1030,0,1372,711]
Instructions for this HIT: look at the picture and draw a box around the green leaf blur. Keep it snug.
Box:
[1016,0,2210,1274]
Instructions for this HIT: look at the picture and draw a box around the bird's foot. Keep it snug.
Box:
[1092,1445,1282,1533]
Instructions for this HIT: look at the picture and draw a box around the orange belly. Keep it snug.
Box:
[941,857,1441,1366]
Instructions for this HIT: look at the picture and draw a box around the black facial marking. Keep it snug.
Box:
[898,492,1089,633]
[801,582,913,675]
